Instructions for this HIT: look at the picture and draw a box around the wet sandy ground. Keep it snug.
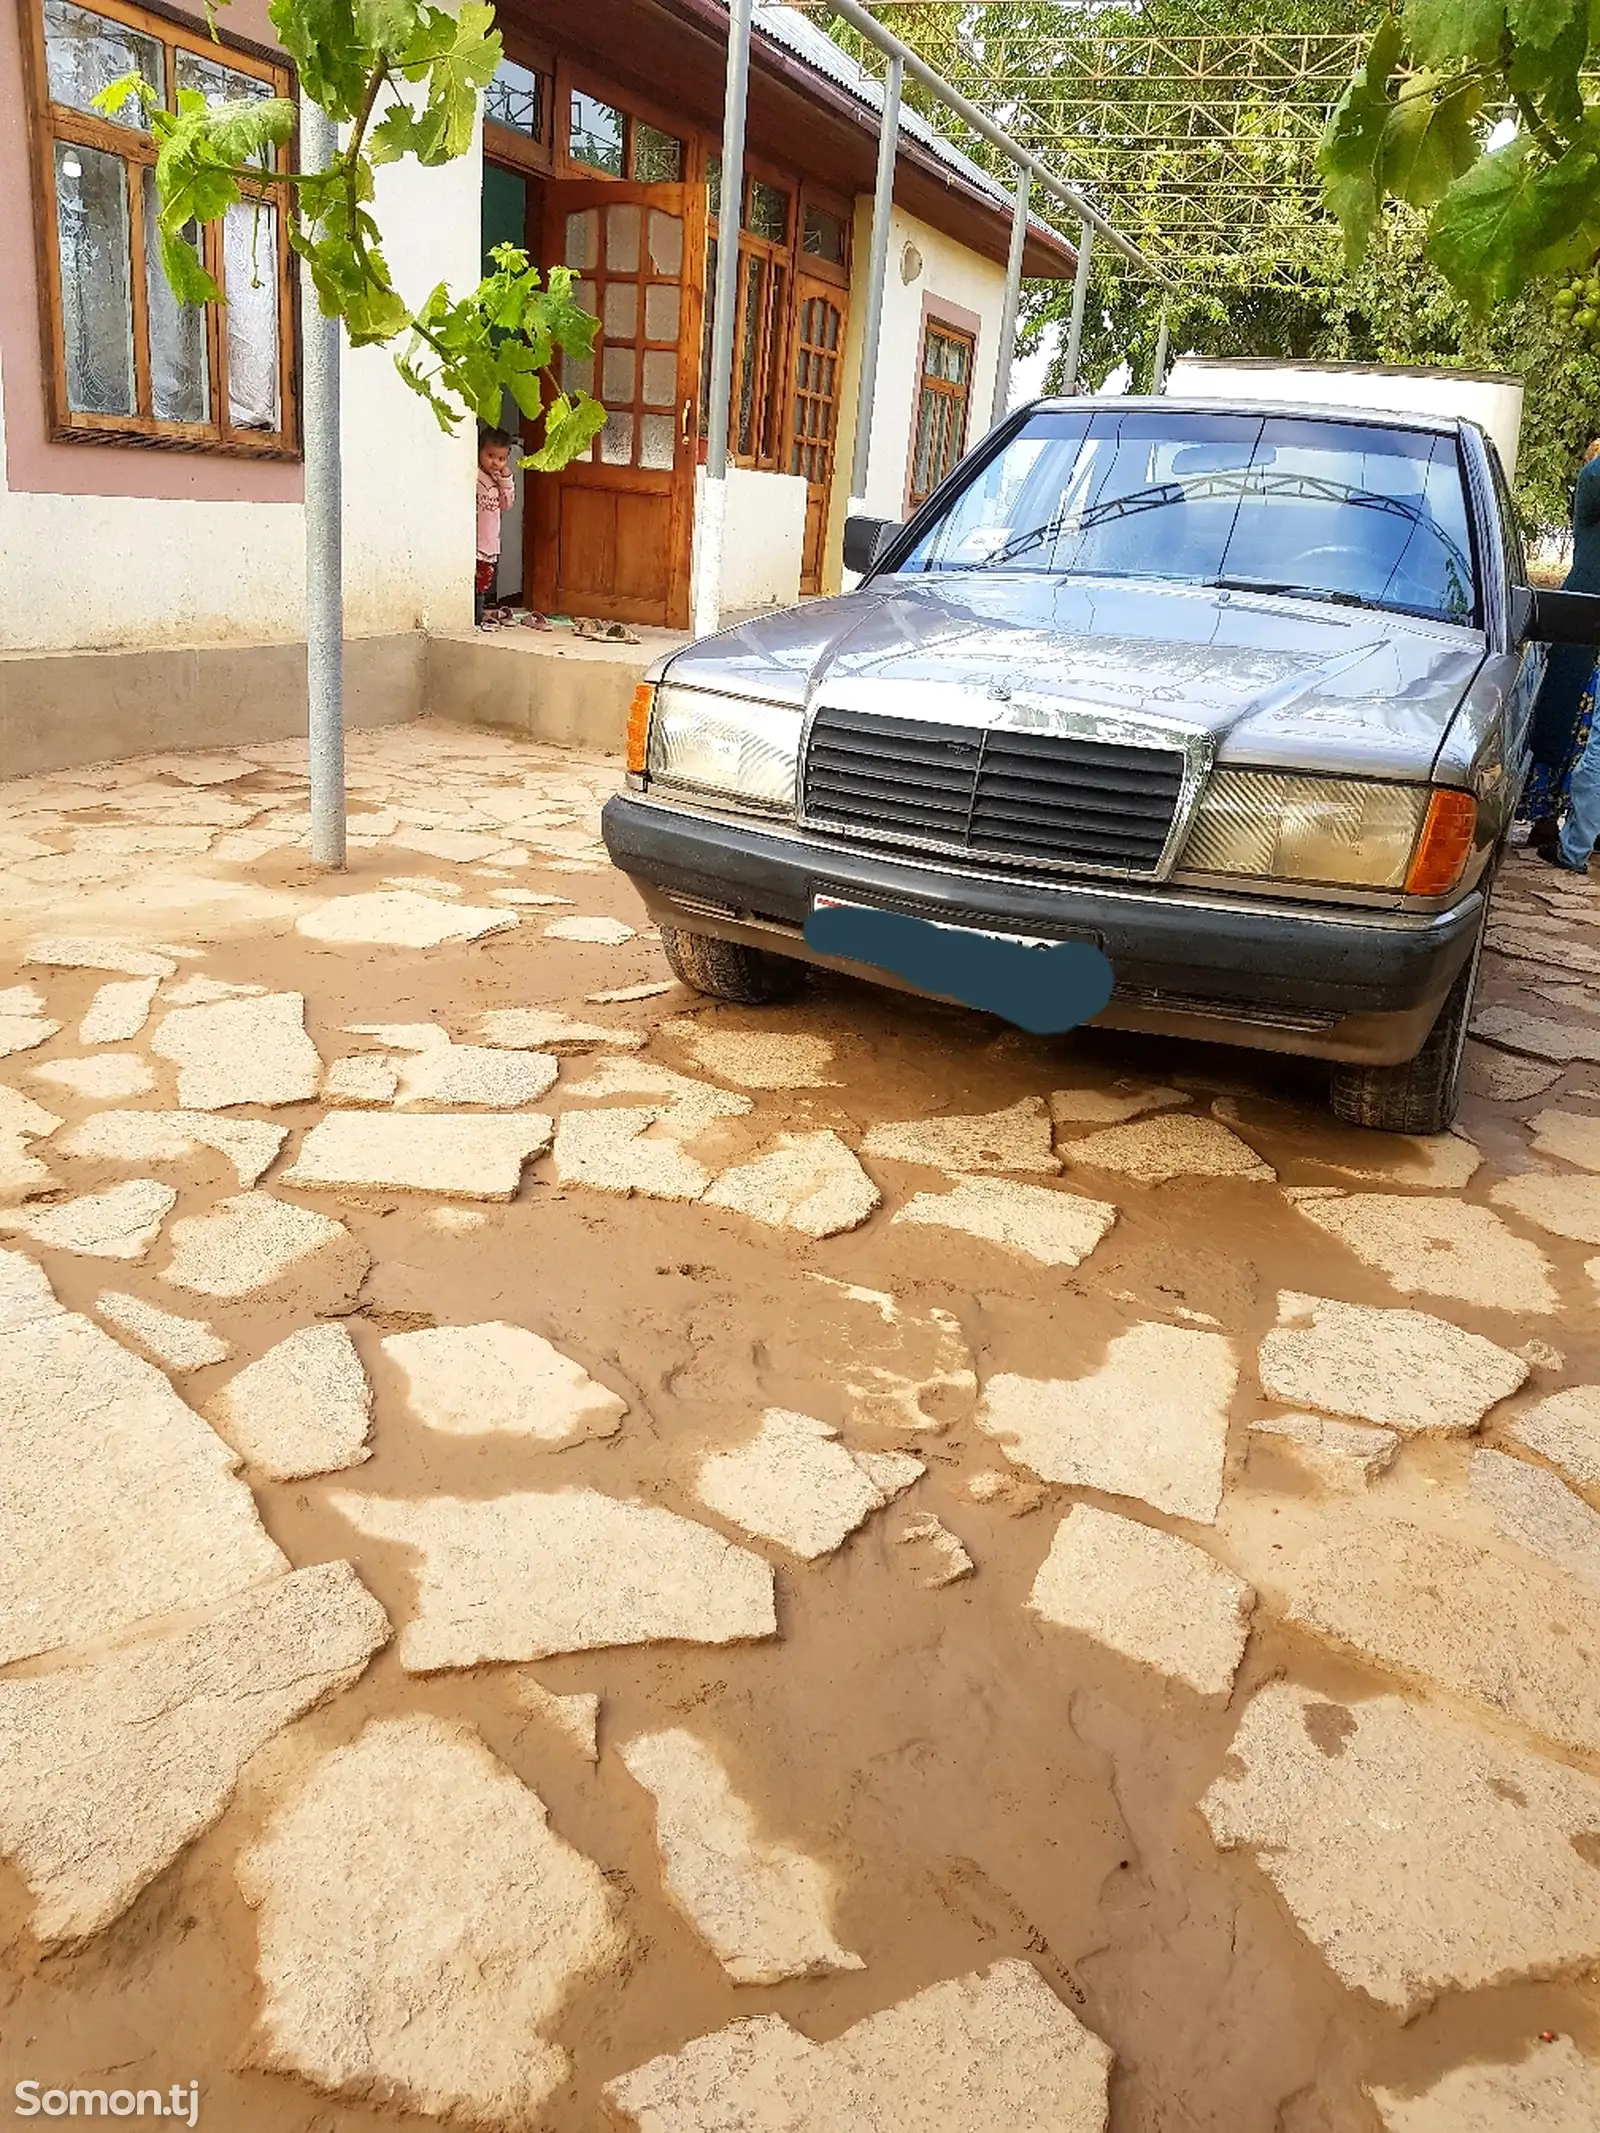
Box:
[1,721,1598,2130]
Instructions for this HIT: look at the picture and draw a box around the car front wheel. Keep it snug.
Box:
[1327,888,1490,1136]
[659,926,806,1005]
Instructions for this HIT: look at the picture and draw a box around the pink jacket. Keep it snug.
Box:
[476,467,514,561]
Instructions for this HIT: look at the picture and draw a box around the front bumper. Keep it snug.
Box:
[603,793,1484,1065]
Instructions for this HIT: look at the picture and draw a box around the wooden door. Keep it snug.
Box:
[533,181,701,628]
[788,275,847,595]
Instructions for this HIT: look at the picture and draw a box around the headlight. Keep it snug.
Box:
[1181,770,1430,890]
[646,684,802,811]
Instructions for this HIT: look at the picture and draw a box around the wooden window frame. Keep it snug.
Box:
[22,0,298,458]
[796,181,851,291]
[905,299,979,514]
[557,60,689,187]
[483,31,554,178]
[705,151,799,474]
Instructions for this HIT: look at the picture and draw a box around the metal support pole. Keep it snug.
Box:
[848,50,901,511]
[1060,220,1094,398]
[693,0,752,638]
[301,97,345,868]
[1151,303,1172,396]
[990,162,1030,428]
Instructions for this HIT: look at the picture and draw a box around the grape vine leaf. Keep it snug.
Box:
[1429,130,1600,307]
[1317,18,1405,265]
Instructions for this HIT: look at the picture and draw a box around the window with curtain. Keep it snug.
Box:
[26,0,295,453]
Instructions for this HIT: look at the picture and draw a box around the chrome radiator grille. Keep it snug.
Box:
[803,705,1186,875]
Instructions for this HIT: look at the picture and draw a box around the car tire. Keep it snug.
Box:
[1327,884,1491,1136]
[659,926,806,1004]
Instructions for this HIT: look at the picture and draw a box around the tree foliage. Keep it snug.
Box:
[1320,0,1600,311]
[99,0,602,465]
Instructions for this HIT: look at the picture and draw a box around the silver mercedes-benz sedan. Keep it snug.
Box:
[604,395,1600,1133]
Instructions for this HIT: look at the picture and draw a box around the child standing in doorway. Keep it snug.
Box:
[475,426,514,627]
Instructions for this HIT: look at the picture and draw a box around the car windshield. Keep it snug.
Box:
[894,408,1478,626]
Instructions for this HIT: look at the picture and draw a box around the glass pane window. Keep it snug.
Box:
[746,178,788,242]
[605,201,641,274]
[45,0,162,125]
[485,57,543,139]
[601,345,636,403]
[802,205,845,264]
[737,251,765,454]
[647,209,683,278]
[223,198,279,430]
[600,409,633,465]
[707,153,721,223]
[603,281,638,340]
[641,349,675,407]
[55,140,134,414]
[631,122,682,183]
[143,170,208,423]
[639,412,675,470]
[570,90,624,174]
[644,282,680,342]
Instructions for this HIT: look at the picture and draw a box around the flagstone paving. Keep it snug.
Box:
[6,727,1600,2127]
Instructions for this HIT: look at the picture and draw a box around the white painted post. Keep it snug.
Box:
[1060,218,1094,399]
[693,0,753,639]
[990,162,1031,428]
[1151,303,1172,395]
[847,50,902,514]
[300,97,345,869]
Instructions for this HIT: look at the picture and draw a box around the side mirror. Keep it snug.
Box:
[843,515,900,576]
[1523,587,1600,646]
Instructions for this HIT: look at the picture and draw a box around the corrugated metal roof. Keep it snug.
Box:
[746,2,1071,253]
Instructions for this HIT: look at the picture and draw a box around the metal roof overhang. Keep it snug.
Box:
[502,0,1081,276]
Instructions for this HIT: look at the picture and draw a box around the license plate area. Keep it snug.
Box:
[811,894,1102,955]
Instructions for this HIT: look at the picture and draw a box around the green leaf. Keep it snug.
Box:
[1317,18,1405,265]
[1507,0,1583,51]
[525,389,607,473]
[353,0,419,55]
[267,0,371,121]
[1381,75,1484,207]
[161,226,221,305]
[1428,132,1600,306]
[1403,0,1507,68]
[393,2,501,164]
[89,68,158,125]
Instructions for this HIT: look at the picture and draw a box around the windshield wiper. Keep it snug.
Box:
[1204,575,1370,609]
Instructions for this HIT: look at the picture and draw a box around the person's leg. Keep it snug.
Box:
[1557,721,1600,867]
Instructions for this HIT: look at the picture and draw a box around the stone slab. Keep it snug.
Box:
[703,1131,881,1237]
[1507,1386,1600,1486]
[0,1307,287,1664]
[1491,1170,1600,1244]
[560,1057,750,1136]
[59,1110,286,1187]
[23,936,176,978]
[552,1107,712,1201]
[1368,2038,1600,2131]
[0,1247,62,1334]
[1528,1108,1600,1170]
[621,1728,862,1983]
[150,993,322,1110]
[283,1112,552,1201]
[891,1177,1116,1268]
[863,1098,1059,1175]
[1257,1292,1526,1433]
[295,890,517,947]
[323,1055,401,1107]
[544,915,635,944]
[666,1026,837,1088]
[1280,1516,1600,1755]
[1060,1113,1275,1184]
[161,1191,369,1302]
[1028,1504,1253,1694]
[31,1054,156,1100]
[978,1324,1238,1523]
[1469,1448,1600,1588]
[896,1512,975,1587]
[514,1678,599,1760]
[0,1178,175,1259]
[1202,1682,1600,2016]
[480,1009,644,1052]
[328,1488,777,1669]
[162,977,267,1006]
[1290,1193,1557,1313]
[0,1086,60,1140]
[1250,1412,1398,1489]
[382,1322,625,1442]
[603,1959,1113,2132]
[396,1044,559,1108]
[237,1715,624,2124]
[1048,1083,1190,1125]
[0,1561,386,1943]
[78,977,159,1045]
[1462,1045,1563,1102]
[1470,1006,1600,1063]
[96,1290,231,1370]
[0,985,62,1059]
[697,1409,923,1559]
[207,1325,373,1480]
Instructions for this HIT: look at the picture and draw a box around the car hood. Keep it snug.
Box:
[663,573,1486,779]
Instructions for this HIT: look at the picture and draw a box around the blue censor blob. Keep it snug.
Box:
[804,902,1116,1037]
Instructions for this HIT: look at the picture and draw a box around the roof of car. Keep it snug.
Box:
[1026,393,1462,437]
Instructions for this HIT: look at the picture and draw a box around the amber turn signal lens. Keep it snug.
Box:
[626,682,655,775]
[1405,788,1477,896]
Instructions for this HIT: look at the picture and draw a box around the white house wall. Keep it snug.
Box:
[826,200,1008,590]
[0,109,479,656]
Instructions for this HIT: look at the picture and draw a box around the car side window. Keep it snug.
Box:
[1485,439,1527,588]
